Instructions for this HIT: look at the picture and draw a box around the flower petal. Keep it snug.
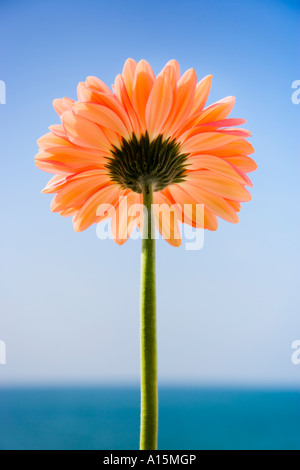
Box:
[145,72,173,137]
[132,60,155,129]
[111,192,140,244]
[167,185,207,227]
[42,174,69,193]
[53,98,75,116]
[93,94,134,132]
[163,59,181,81]
[50,171,110,212]
[122,58,137,100]
[166,68,197,134]
[170,183,239,223]
[153,191,182,247]
[216,128,251,137]
[59,206,81,217]
[73,184,120,232]
[37,132,73,150]
[74,102,130,137]
[181,132,240,154]
[190,75,213,115]
[85,76,112,94]
[36,146,107,174]
[114,74,141,135]
[210,139,255,157]
[186,170,251,202]
[225,199,241,212]
[77,84,133,132]
[224,155,258,172]
[159,65,178,136]
[186,154,250,185]
[35,159,68,174]
[203,209,218,231]
[61,111,111,150]
[195,96,235,124]
[49,124,70,142]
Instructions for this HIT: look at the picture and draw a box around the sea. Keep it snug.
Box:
[0,387,299,450]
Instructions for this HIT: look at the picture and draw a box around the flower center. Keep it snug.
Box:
[106,132,189,193]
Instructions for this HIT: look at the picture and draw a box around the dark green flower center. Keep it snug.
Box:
[106,132,189,193]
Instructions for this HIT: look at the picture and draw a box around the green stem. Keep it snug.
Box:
[139,184,158,450]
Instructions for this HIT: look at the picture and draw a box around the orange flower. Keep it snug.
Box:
[35,59,256,246]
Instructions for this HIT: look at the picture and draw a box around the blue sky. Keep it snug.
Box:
[0,0,299,386]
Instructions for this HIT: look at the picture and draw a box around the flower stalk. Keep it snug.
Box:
[139,184,158,450]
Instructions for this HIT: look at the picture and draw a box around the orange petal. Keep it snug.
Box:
[163,59,181,81]
[210,139,255,157]
[102,126,123,147]
[35,159,68,174]
[224,155,257,172]
[77,82,97,102]
[175,118,247,142]
[37,132,73,150]
[174,200,218,231]
[167,185,206,227]
[85,76,112,94]
[94,202,116,225]
[145,72,173,137]
[190,75,213,115]
[59,206,81,217]
[132,194,143,232]
[114,74,141,136]
[186,154,250,185]
[74,102,130,137]
[153,191,182,247]
[203,209,218,231]
[111,192,140,244]
[42,174,70,193]
[36,147,107,173]
[132,60,155,129]
[181,132,240,154]
[159,65,178,136]
[216,128,251,137]
[43,170,108,194]
[61,111,111,150]
[53,98,75,116]
[77,84,133,132]
[170,183,239,224]
[166,68,197,134]
[178,121,250,142]
[225,199,241,212]
[73,184,120,232]
[201,118,246,128]
[196,96,236,124]
[186,170,251,202]
[49,124,70,142]
[50,171,110,212]
[122,58,138,100]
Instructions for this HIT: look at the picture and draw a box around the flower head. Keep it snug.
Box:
[35,59,256,246]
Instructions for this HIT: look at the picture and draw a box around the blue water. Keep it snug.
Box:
[0,387,299,450]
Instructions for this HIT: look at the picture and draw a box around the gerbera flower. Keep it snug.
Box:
[35,59,256,246]
[35,59,257,450]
